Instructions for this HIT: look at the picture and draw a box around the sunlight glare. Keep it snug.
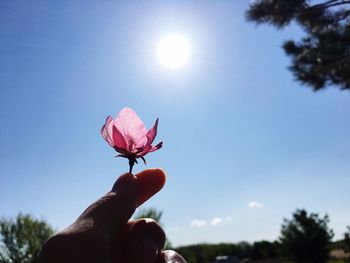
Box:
[157,34,190,69]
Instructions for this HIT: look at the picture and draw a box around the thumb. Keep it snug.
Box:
[76,168,166,235]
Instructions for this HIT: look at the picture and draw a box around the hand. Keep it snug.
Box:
[39,169,186,263]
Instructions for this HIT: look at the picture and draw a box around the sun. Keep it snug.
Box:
[157,34,190,69]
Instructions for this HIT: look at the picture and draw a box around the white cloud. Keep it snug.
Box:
[248,201,264,208]
[211,217,223,226]
[190,219,208,228]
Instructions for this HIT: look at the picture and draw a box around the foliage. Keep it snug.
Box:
[176,242,256,263]
[252,240,280,260]
[0,213,54,263]
[134,207,163,222]
[279,209,334,263]
[175,241,284,263]
[246,0,350,91]
[176,243,241,263]
[344,226,350,253]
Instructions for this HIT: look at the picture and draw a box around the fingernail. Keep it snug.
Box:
[111,173,136,193]
[158,250,187,263]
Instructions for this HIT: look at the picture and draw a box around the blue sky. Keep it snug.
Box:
[1,1,349,247]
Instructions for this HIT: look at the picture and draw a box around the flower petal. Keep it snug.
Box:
[112,126,127,150]
[140,118,159,154]
[147,118,159,146]
[101,116,114,147]
[101,108,162,165]
[114,108,148,146]
[148,141,163,153]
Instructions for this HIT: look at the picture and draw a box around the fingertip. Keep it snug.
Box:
[127,219,166,250]
[111,172,137,193]
[135,168,166,206]
[124,219,166,263]
[137,168,166,184]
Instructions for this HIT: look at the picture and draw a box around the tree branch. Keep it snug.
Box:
[324,1,350,9]
[301,0,350,20]
[311,0,350,10]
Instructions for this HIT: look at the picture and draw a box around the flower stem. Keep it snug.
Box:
[129,158,135,174]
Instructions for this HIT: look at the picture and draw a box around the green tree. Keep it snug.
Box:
[235,241,252,259]
[246,0,350,91]
[176,242,248,263]
[134,207,163,222]
[279,209,334,263]
[251,240,280,260]
[0,213,54,263]
[344,226,350,253]
[134,207,172,249]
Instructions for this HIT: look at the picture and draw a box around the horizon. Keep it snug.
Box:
[1,0,349,248]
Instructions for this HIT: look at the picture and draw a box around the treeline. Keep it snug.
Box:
[174,209,350,263]
[176,241,280,263]
[175,240,350,263]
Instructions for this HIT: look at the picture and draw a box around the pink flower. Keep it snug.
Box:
[101,107,163,173]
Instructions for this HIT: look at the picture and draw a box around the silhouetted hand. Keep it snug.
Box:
[39,169,186,263]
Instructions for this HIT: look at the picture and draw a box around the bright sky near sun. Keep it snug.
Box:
[157,34,190,69]
[1,1,350,247]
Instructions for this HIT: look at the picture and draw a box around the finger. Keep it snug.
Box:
[156,250,187,263]
[134,168,166,206]
[123,219,166,263]
[76,169,166,235]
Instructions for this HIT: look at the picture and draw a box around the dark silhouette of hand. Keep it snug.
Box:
[39,169,186,263]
